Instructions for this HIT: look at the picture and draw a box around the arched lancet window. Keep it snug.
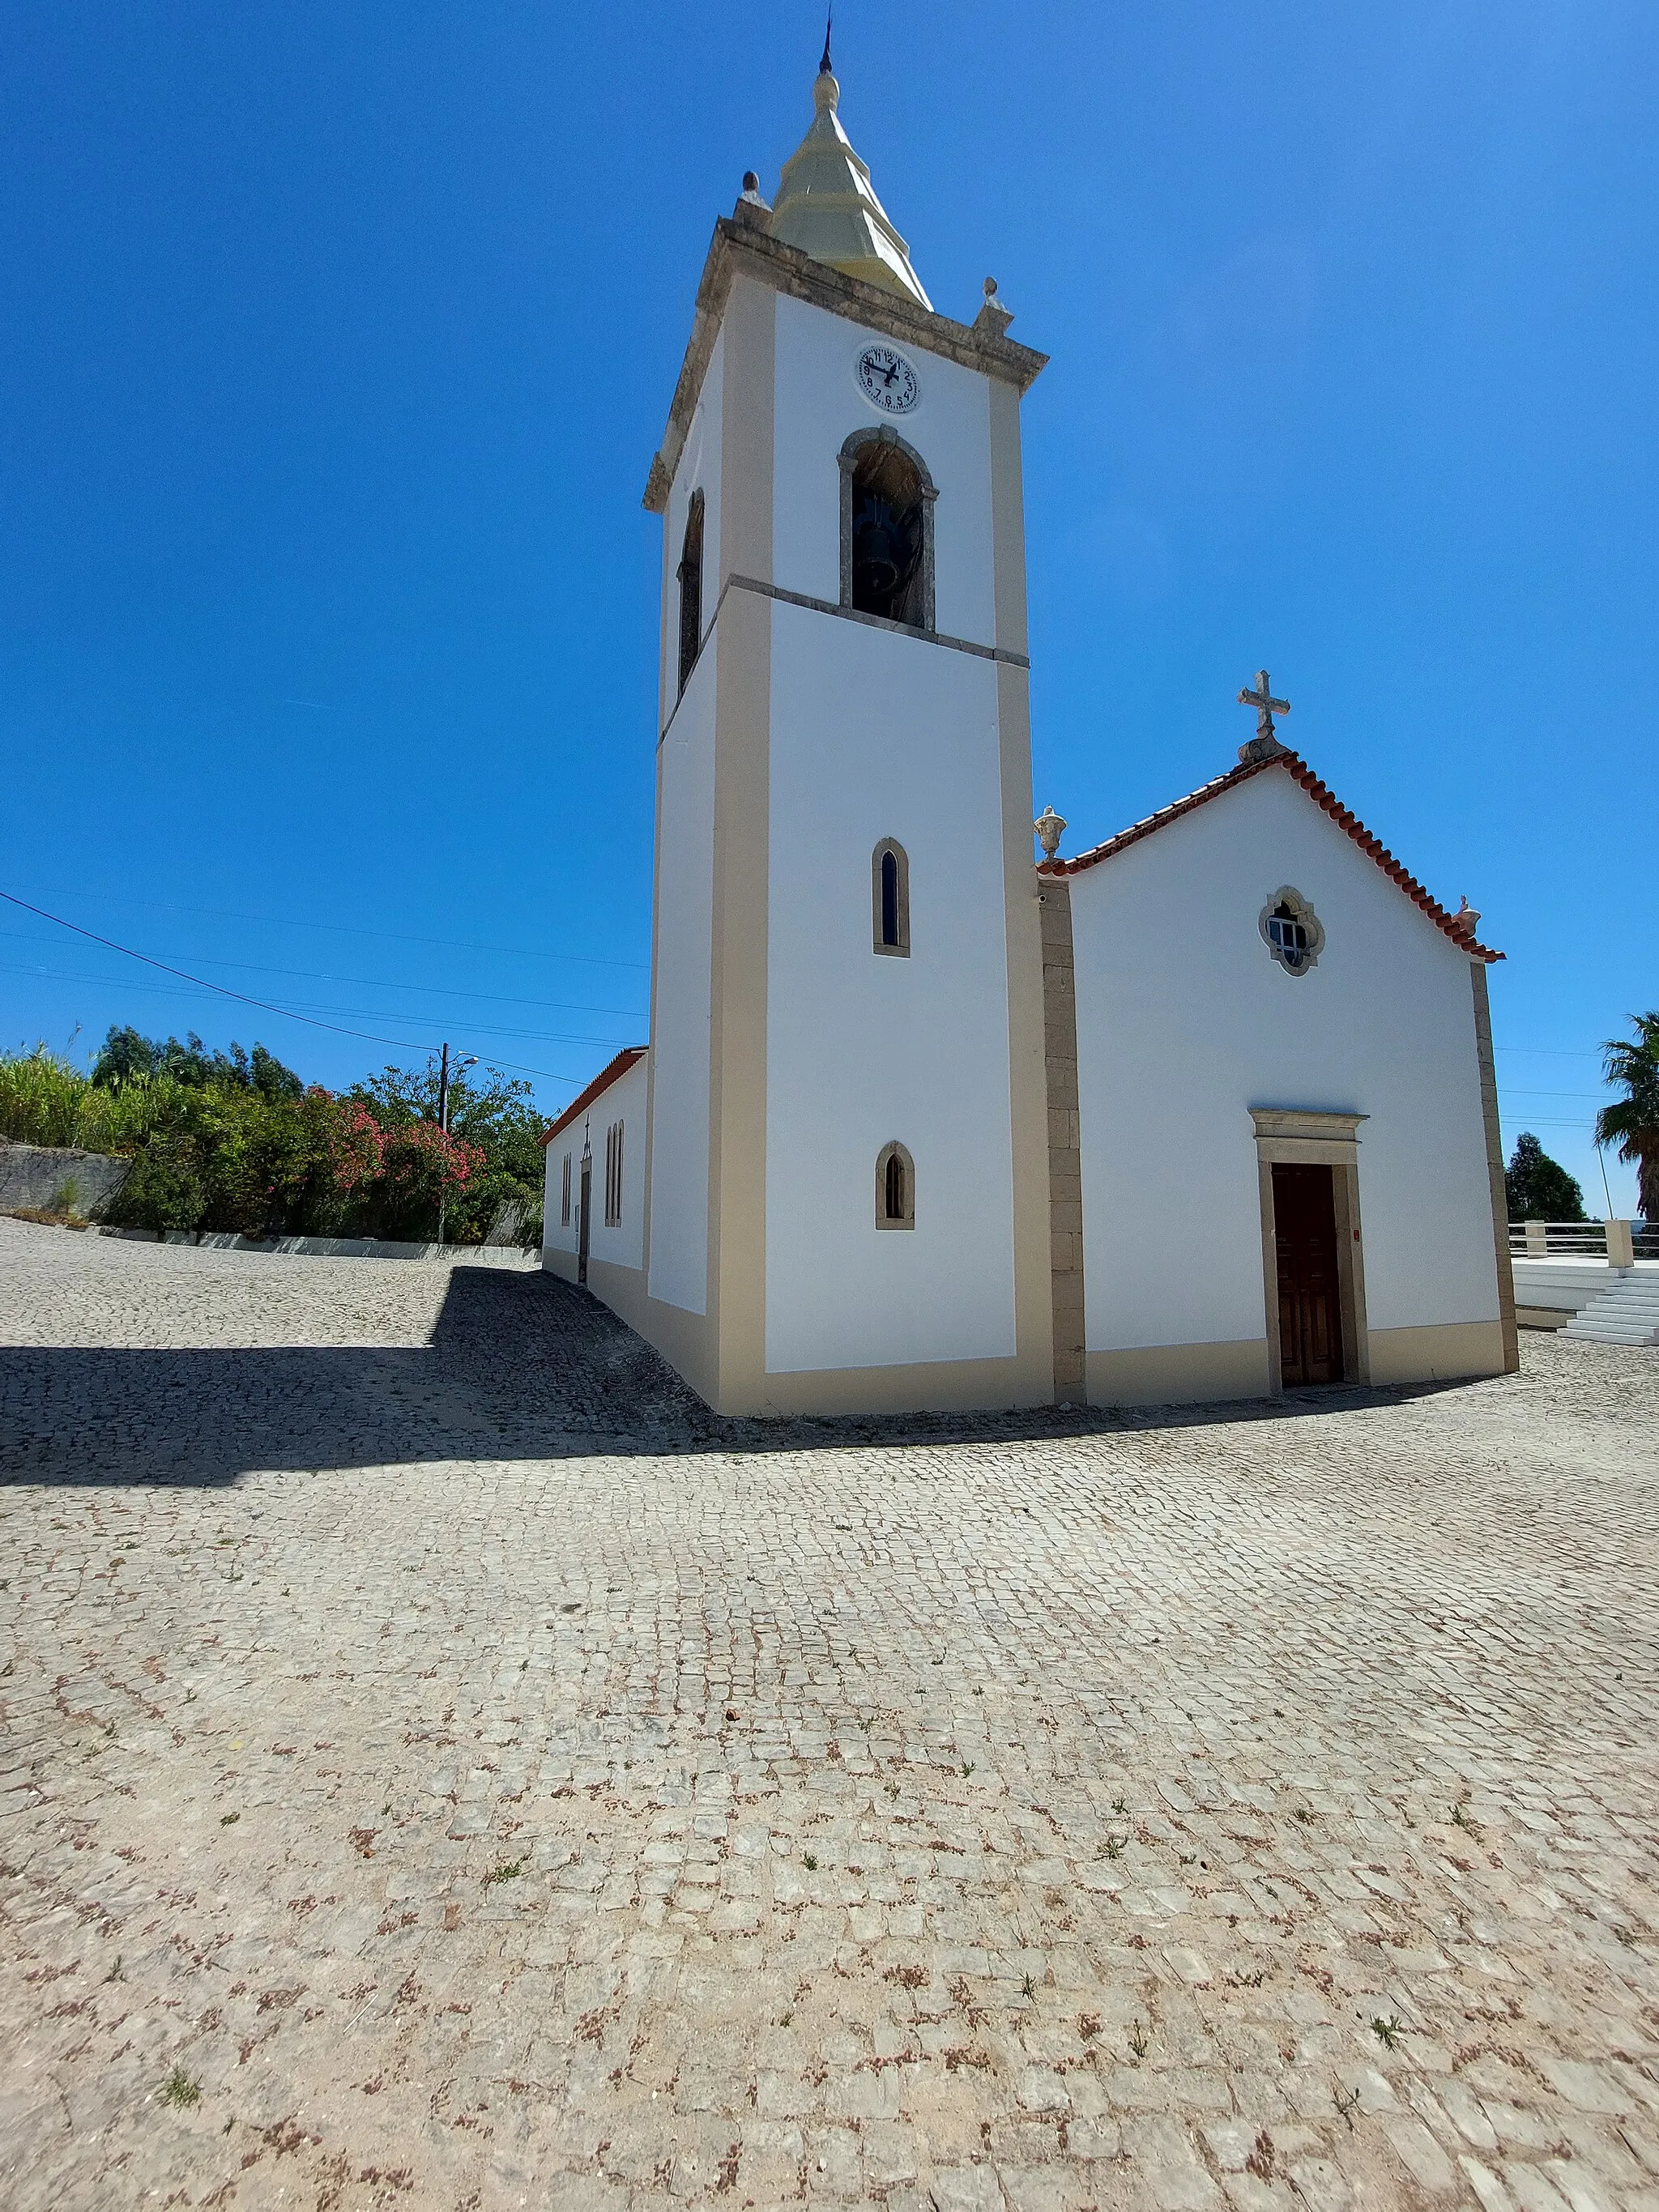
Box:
[872,838,911,957]
[677,488,705,696]
[876,1140,915,1230]
[839,429,936,632]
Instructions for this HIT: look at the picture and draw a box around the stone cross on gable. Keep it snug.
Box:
[1236,670,1290,761]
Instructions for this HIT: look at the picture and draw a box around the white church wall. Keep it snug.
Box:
[659,328,725,720]
[544,1139,576,1257]
[764,596,1017,1374]
[771,292,996,648]
[586,1051,648,1274]
[1068,769,1501,1367]
[647,637,718,1315]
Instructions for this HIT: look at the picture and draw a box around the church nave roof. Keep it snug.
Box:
[1038,748,1503,963]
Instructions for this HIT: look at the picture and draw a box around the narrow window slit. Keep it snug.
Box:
[875,1141,915,1229]
[872,840,911,956]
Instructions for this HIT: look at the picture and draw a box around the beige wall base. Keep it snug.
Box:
[1516,1306,1567,1332]
[1086,1339,1272,1408]
[1366,1319,1507,1384]
[545,1254,1052,1418]
[748,1353,1051,1421]
[542,1251,721,1403]
[638,1292,719,1407]
[580,1254,650,1335]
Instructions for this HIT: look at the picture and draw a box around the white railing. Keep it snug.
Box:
[1509,1220,1656,1262]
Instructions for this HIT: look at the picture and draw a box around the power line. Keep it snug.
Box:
[0,889,440,1055]
[1492,1045,1603,1059]
[0,926,647,1021]
[0,890,608,1092]
[9,882,650,972]
[0,962,639,1051]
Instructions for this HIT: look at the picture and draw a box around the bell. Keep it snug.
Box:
[851,496,904,605]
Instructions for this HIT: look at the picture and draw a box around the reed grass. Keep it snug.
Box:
[0,1049,180,1153]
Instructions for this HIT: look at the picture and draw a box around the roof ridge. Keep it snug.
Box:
[539,1046,649,1148]
[1038,749,1503,962]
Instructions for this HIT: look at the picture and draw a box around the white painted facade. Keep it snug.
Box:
[765,596,1016,1373]
[1067,768,1502,1360]
[659,328,723,715]
[646,634,716,1315]
[542,1049,649,1275]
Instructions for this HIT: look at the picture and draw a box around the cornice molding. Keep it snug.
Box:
[1248,1108,1368,1141]
[643,219,1048,514]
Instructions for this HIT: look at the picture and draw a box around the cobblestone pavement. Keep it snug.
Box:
[2,1215,1657,2212]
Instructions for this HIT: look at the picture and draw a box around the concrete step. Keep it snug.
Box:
[1560,1272,1659,1346]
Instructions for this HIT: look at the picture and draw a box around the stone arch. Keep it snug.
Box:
[838,428,937,632]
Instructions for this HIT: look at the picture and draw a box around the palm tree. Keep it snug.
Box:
[1596,1012,1659,1222]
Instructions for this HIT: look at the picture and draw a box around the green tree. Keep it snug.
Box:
[351,1057,544,1242]
[92,1025,301,1097]
[1595,1012,1659,1221]
[1505,1132,1586,1222]
[7,1032,538,1246]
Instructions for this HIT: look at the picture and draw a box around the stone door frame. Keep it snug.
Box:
[1250,1108,1371,1391]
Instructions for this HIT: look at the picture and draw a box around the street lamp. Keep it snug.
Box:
[436,1043,478,1248]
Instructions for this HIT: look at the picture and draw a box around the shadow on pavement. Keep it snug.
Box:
[0,1262,1478,1488]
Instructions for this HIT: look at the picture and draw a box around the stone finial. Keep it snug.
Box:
[1238,731,1290,765]
[974,275,1016,339]
[1451,896,1482,936]
[1034,804,1067,861]
[735,170,771,227]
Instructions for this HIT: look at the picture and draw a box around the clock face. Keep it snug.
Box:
[855,343,921,415]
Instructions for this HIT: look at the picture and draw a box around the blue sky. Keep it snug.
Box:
[3,2,1654,1208]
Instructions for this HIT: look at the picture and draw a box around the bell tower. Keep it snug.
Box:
[632,52,1056,1416]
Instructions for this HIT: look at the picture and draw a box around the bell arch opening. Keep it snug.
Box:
[838,430,936,632]
[677,488,705,696]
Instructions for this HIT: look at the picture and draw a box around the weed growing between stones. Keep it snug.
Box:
[160,2065,201,2110]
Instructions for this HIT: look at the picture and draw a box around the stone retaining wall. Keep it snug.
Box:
[96,1227,536,1267]
[0,1141,131,1217]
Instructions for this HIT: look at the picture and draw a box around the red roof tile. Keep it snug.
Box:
[1038,748,1503,962]
[539,1046,649,1148]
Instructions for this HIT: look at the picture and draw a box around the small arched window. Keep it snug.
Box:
[872,838,910,956]
[677,488,705,696]
[839,429,936,632]
[876,1140,915,1230]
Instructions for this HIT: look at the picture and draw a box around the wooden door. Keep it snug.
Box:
[1273,1163,1344,1386]
[578,1158,591,1285]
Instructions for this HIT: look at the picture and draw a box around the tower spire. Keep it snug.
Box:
[766,37,932,307]
[820,9,832,77]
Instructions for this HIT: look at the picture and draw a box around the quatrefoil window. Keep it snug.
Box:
[1260,887,1324,977]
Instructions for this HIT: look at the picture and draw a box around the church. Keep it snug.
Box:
[541,49,1520,1417]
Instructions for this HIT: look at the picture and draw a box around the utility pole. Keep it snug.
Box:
[434,1043,477,1248]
